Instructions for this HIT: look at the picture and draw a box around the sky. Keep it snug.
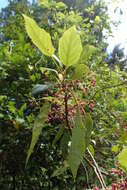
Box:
[107,0,127,53]
[0,0,127,54]
[0,0,33,8]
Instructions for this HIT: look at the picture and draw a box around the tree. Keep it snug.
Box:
[107,44,127,70]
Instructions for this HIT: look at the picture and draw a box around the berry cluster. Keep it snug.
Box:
[47,82,86,128]
[111,179,127,190]
[109,168,127,190]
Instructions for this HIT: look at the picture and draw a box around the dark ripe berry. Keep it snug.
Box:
[119,170,123,177]
[125,182,127,188]
[91,77,96,87]
[33,101,38,107]
[47,89,51,94]
[89,100,94,110]
[85,86,89,93]
[125,177,127,182]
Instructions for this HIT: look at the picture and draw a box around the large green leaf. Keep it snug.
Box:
[80,45,98,64]
[23,14,55,56]
[59,26,82,67]
[68,109,85,180]
[26,104,49,165]
[118,147,127,172]
[68,109,93,179]
[72,64,89,80]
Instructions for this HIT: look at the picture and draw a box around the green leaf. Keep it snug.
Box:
[0,113,4,118]
[118,147,127,171]
[23,14,55,56]
[38,0,49,8]
[59,26,82,67]
[60,129,71,159]
[26,104,49,166]
[112,145,119,153]
[84,113,93,147]
[68,109,85,180]
[80,45,97,64]
[72,64,89,79]
[52,126,64,146]
[56,2,67,10]
[68,109,93,179]
[120,132,127,144]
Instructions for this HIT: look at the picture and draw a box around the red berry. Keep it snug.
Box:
[85,86,89,93]
[93,186,99,190]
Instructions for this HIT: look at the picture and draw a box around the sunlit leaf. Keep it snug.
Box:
[59,26,82,67]
[23,14,55,56]
[118,147,127,171]
[112,145,119,153]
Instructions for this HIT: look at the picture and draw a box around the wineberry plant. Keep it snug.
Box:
[23,13,94,181]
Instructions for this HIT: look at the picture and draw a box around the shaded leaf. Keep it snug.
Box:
[52,126,64,146]
[59,26,82,67]
[72,64,89,79]
[68,109,93,179]
[32,84,50,96]
[60,129,71,159]
[84,113,93,147]
[26,104,50,165]
[80,45,97,64]
[51,161,69,178]
[68,109,85,179]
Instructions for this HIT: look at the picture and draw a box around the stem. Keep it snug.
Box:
[12,175,16,190]
[87,148,106,189]
[84,156,105,189]
[92,81,127,99]
[81,160,90,189]
[64,84,72,135]
[65,92,69,127]
[52,54,63,68]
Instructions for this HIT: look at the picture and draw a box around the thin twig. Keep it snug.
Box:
[84,156,105,189]
[87,148,106,189]
[92,81,127,99]
[52,54,63,68]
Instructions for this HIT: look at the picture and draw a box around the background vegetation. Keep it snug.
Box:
[0,0,127,189]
